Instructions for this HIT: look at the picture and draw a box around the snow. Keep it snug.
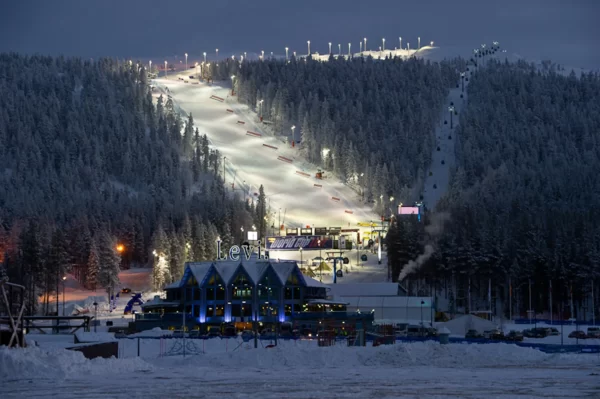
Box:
[152,76,381,233]
[437,315,499,336]
[2,339,599,398]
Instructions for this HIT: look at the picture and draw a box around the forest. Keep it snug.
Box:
[388,60,600,319]
[0,54,265,314]
[222,55,459,213]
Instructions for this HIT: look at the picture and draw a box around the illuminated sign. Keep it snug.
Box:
[399,206,420,215]
[286,228,298,235]
[300,228,313,235]
[266,236,333,250]
[247,231,258,240]
[216,240,268,261]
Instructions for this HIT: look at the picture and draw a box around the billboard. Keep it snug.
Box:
[300,228,313,236]
[314,227,328,236]
[328,227,342,235]
[247,231,258,240]
[286,228,298,235]
[399,206,420,215]
[266,236,333,250]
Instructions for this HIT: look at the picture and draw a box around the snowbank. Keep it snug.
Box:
[0,346,153,381]
[152,340,598,370]
[74,332,116,343]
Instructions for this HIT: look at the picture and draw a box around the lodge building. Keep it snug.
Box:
[135,256,373,332]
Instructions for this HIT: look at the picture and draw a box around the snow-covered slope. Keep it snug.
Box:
[154,77,380,231]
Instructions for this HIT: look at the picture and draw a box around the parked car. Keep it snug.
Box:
[568,330,587,339]
[483,329,504,340]
[189,330,201,338]
[586,327,600,338]
[121,287,131,294]
[505,330,524,342]
[549,328,560,336]
[524,327,549,338]
[222,324,236,337]
[465,329,484,339]
[207,327,221,338]
[172,330,186,338]
[189,75,195,79]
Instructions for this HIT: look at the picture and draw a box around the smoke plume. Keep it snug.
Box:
[397,212,451,281]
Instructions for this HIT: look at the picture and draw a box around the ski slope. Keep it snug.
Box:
[153,76,381,232]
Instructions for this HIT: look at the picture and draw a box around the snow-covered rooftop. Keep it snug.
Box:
[326,283,402,297]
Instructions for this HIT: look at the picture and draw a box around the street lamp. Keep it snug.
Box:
[382,38,385,52]
[348,43,351,56]
[149,60,152,73]
[317,239,322,282]
[164,60,167,79]
[62,276,67,316]
[307,40,311,55]
[291,125,296,146]
[285,47,289,61]
[261,50,265,60]
[418,37,420,49]
[328,42,332,54]
[231,75,235,96]
[258,99,263,121]
[203,52,207,63]
[185,53,188,70]
[364,38,367,51]
[360,41,363,53]
[93,302,98,333]
[399,37,402,50]
[116,244,124,253]
[460,72,465,92]
[430,41,434,47]
[448,106,455,129]
[338,43,341,56]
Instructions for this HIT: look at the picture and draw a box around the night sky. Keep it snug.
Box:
[0,0,598,69]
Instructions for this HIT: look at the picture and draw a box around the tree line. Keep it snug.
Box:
[0,54,266,314]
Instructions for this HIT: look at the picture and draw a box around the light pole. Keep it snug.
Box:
[230,75,235,96]
[430,41,434,47]
[337,43,340,56]
[348,43,351,56]
[203,52,207,63]
[285,47,289,61]
[258,99,263,121]
[261,50,265,60]
[448,106,455,128]
[460,72,465,92]
[185,53,188,70]
[291,125,296,146]
[149,60,152,74]
[93,302,98,333]
[420,300,425,335]
[328,42,332,54]
[164,60,167,79]
[318,239,322,282]
[360,41,362,53]
[62,276,67,316]
[418,37,420,49]
[299,247,303,266]
[399,37,402,50]
[382,38,385,52]
[364,38,367,52]
[307,40,311,56]
[407,42,410,51]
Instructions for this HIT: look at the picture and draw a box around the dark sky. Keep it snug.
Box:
[1,0,598,69]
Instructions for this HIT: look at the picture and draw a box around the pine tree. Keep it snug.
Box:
[255,185,267,239]
[96,232,121,301]
[87,239,100,291]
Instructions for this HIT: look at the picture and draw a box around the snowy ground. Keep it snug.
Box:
[153,74,380,232]
[2,338,599,399]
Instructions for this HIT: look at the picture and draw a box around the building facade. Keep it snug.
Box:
[136,257,373,332]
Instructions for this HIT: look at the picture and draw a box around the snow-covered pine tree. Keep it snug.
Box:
[96,232,121,301]
[87,239,100,291]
